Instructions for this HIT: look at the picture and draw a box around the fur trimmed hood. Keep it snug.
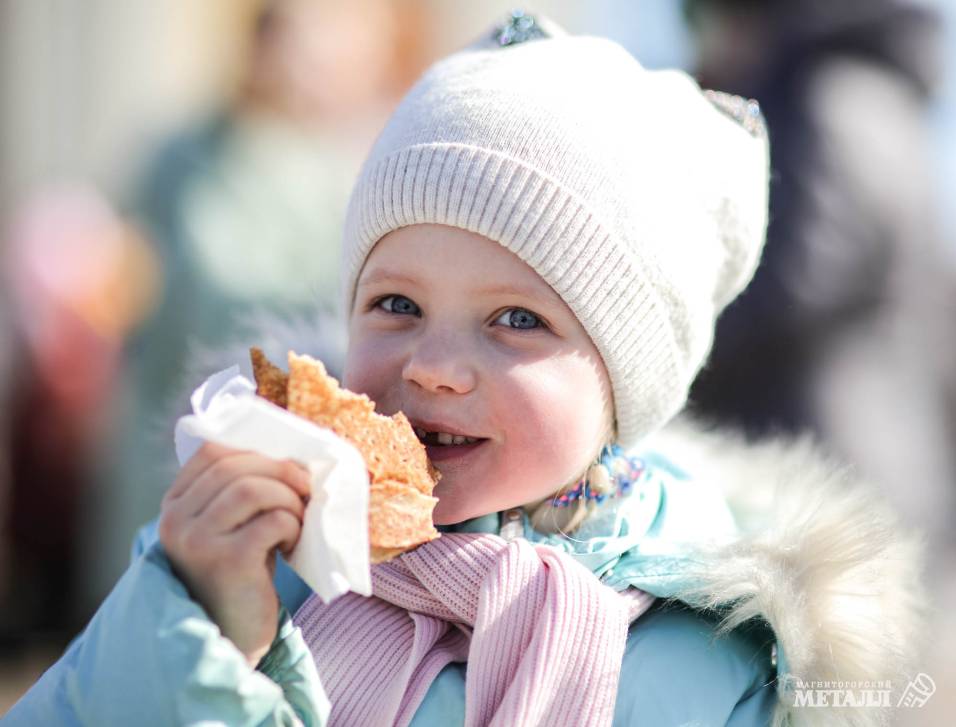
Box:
[649,420,926,727]
[183,314,925,727]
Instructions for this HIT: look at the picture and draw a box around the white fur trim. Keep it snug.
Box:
[650,418,926,726]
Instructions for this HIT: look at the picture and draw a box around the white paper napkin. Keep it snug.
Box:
[173,365,371,602]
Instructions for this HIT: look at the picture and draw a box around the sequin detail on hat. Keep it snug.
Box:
[704,90,767,138]
[550,444,645,507]
[492,10,548,47]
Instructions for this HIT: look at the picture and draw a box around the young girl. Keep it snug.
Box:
[8,14,921,727]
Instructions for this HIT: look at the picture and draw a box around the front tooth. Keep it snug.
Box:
[451,434,466,445]
[437,432,454,445]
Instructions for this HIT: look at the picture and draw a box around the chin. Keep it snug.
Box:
[432,506,462,527]
[431,498,481,526]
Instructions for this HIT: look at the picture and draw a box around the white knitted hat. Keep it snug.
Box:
[340,15,770,449]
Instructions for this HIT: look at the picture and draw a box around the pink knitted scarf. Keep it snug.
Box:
[293,533,655,727]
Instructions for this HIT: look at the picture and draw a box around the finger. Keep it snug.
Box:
[233,509,302,556]
[202,475,307,534]
[165,441,238,501]
[180,452,310,520]
[160,443,241,549]
[280,459,313,499]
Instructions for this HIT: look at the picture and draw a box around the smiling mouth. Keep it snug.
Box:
[420,438,488,463]
[413,427,487,447]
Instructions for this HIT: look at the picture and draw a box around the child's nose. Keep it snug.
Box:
[401,334,477,395]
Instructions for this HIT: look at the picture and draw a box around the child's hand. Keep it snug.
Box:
[158,442,311,666]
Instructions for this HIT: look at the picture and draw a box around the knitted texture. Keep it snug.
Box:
[294,533,655,727]
[339,30,770,448]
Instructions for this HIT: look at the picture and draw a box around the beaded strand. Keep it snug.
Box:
[550,444,645,507]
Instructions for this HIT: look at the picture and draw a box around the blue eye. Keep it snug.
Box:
[494,307,543,330]
[376,294,420,316]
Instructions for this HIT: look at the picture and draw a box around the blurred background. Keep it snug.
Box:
[0,1,953,723]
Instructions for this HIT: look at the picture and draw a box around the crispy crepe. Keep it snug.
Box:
[250,347,440,563]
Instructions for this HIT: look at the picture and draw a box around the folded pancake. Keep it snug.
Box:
[250,347,440,563]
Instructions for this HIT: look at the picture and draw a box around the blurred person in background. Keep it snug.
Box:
[100,0,432,595]
[0,287,13,643]
[0,187,158,650]
[683,0,956,553]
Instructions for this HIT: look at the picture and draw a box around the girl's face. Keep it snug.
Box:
[344,224,614,524]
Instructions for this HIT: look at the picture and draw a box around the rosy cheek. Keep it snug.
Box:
[341,337,387,395]
[506,364,604,480]
[498,374,573,465]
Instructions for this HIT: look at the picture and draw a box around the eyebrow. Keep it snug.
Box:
[357,270,421,289]
[358,269,563,308]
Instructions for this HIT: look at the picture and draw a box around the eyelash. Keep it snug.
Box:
[370,294,548,332]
